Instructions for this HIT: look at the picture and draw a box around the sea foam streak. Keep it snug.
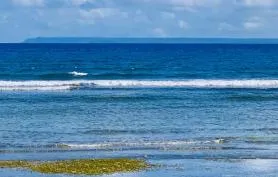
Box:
[68,71,88,76]
[1,79,278,91]
[60,139,224,150]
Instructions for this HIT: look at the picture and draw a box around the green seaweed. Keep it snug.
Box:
[0,160,31,168]
[0,158,150,176]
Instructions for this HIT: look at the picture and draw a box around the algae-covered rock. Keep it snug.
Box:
[0,160,31,168]
[0,158,149,176]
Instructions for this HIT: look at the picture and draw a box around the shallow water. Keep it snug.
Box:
[1,44,278,176]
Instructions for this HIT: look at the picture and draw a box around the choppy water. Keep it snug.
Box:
[1,44,278,177]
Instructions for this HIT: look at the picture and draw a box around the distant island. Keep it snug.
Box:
[23,37,278,44]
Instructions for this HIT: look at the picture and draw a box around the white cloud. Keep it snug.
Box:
[80,8,123,19]
[135,9,143,15]
[70,0,95,6]
[133,0,222,8]
[0,15,8,24]
[134,10,150,23]
[12,0,44,7]
[238,0,275,7]
[178,20,189,29]
[172,6,198,13]
[79,7,128,24]
[218,22,237,31]
[161,11,176,19]
[244,21,262,29]
[152,27,167,37]
[2,0,278,42]
[169,0,221,7]
[243,17,263,30]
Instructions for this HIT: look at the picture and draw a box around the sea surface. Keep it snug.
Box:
[1,44,278,177]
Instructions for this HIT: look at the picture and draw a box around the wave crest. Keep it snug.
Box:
[1,79,278,91]
[59,139,225,150]
[68,71,88,76]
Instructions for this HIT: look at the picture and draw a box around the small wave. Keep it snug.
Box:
[245,137,278,145]
[68,71,88,76]
[0,139,225,154]
[227,94,278,102]
[59,139,225,150]
[2,79,278,91]
[0,81,84,91]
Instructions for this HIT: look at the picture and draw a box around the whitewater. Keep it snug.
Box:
[2,79,278,90]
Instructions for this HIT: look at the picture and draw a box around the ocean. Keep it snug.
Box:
[1,43,278,177]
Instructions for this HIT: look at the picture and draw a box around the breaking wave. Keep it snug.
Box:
[59,139,225,150]
[1,79,278,91]
[68,71,88,76]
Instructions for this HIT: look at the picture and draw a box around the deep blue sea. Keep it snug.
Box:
[1,44,278,177]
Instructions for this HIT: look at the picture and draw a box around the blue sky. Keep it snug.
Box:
[0,0,278,42]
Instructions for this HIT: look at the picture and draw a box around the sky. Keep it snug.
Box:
[1,0,278,42]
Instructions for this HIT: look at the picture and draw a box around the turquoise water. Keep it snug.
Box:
[1,44,278,176]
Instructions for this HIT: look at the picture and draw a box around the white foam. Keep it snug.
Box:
[68,71,88,76]
[61,140,216,150]
[0,80,83,91]
[1,79,278,91]
[91,80,278,88]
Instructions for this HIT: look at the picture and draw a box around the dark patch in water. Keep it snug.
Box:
[38,73,74,80]
[227,94,278,102]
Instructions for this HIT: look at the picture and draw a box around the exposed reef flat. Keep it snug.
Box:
[0,158,150,176]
